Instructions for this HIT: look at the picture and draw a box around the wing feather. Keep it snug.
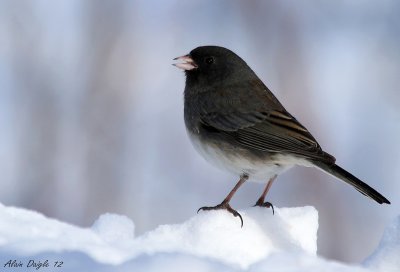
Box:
[201,110,335,163]
[197,81,335,163]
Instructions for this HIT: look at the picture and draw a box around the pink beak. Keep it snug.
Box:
[173,55,198,71]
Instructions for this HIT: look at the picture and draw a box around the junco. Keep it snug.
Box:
[174,46,390,226]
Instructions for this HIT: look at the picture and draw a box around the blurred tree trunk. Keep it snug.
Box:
[9,1,60,216]
[80,0,136,224]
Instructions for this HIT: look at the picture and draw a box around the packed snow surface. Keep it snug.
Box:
[0,202,397,271]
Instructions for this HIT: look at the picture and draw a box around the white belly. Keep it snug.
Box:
[188,131,311,182]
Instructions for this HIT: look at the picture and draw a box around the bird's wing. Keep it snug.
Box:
[199,82,335,163]
[201,110,335,163]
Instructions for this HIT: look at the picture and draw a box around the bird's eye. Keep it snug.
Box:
[205,57,214,64]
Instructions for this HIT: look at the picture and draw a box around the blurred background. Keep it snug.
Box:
[0,0,399,263]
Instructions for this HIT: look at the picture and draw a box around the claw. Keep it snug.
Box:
[226,206,243,227]
[254,201,275,215]
[197,202,244,227]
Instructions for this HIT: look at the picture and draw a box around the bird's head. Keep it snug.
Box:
[174,46,254,88]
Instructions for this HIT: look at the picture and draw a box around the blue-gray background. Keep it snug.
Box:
[0,0,399,263]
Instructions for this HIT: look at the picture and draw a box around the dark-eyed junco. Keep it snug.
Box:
[174,46,390,226]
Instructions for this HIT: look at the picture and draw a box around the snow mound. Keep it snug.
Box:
[92,213,135,243]
[0,203,134,264]
[132,206,317,268]
[0,202,395,271]
[363,215,400,272]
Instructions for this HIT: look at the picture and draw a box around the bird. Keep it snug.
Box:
[173,45,390,226]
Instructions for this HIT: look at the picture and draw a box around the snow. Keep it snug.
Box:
[131,207,317,268]
[363,216,400,272]
[0,202,397,271]
[92,213,135,243]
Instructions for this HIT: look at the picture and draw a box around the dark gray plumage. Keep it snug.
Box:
[174,46,390,226]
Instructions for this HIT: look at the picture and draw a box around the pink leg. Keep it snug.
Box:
[198,174,249,227]
[254,175,277,214]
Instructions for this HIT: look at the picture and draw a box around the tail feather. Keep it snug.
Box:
[313,162,390,205]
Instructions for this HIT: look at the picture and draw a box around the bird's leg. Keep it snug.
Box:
[197,173,249,227]
[254,175,277,214]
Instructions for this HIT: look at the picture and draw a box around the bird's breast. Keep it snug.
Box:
[186,129,297,182]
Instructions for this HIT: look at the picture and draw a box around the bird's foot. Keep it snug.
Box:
[254,200,275,215]
[197,201,243,227]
